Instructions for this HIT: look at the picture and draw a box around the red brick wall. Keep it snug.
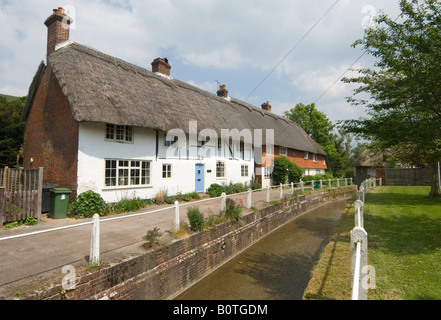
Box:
[274,146,328,170]
[23,66,79,200]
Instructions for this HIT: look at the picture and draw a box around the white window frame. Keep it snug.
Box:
[216,161,225,178]
[162,164,172,179]
[241,165,249,177]
[106,124,133,143]
[105,159,151,187]
[279,147,288,156]
[313,154,318,162]
[304,151,309,160]
[264,166,272,179]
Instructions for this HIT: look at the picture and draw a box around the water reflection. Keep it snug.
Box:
[175,199,348,300]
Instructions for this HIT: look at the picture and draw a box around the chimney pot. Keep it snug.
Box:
[261,101,272,112]
[217,85,229,98]
[151,57,171,76]
[45,7,73,58]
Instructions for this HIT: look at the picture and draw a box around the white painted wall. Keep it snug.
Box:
[77,123,254,203]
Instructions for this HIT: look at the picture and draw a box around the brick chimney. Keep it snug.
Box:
[261,101,272,112]
[151,57,171,76]
[217,85,229,98]
[44,7,73,58]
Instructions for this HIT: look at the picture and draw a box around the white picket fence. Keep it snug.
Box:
[351,177,381,300]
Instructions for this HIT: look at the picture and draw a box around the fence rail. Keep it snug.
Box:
[0,167,43,225]
[0,177,354,268]
[351,177,380,300]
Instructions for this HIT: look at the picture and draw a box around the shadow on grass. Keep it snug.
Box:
[365,191,441,255]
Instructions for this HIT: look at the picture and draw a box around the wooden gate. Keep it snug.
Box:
[0,167,43,226]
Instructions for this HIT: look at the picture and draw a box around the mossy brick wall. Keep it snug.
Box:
[20,186,356,300]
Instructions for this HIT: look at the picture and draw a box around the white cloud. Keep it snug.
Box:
[0,0,401,125]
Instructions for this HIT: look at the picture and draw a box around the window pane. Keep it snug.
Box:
[106,124,114,140]
[126,126,133,142]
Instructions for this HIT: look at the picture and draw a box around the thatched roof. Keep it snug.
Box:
[27,42,326,155]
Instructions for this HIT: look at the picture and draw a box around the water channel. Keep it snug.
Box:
[175,199,348,300]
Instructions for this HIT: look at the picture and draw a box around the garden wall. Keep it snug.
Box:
[19,186,356,300]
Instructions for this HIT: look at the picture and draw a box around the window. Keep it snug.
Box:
[279,147,287,156]
[241,165,249,177]
[266,144,273,155]
[105,160,150,187]
[164,134,178,147]
[162,164,172,178]
[106,124,133,143]
[313,154,318,162]
[264,166,272,179]
[304,151,309,160]
[216,161,225,178]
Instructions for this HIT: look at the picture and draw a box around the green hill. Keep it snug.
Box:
[0,93,21,102]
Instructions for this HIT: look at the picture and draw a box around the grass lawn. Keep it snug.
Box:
[303,186,441,300]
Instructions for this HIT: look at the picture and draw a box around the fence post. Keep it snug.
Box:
[279,184,283,199]
[351,226,368,300]
[301,181,304,193]
[329,179,332,189]
[36,167,43,221]
[354,200,364,228]
[0,187,5,226]
[174,201,180,231]
[2,166,8,189]
[89,214,100,266]
[221,193,227,212]
[247,189,252,209]
[320,179,323,189]
[266,186,270,203]
[311,180,314,191]
[337,179,340,188]
[291,182,294,195]
[345,178,348,186]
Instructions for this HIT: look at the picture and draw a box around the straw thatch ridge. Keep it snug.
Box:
[38,42,325,155]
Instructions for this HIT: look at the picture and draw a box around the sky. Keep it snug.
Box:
[0,0,402,124]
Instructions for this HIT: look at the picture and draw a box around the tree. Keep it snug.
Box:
[284,103,350,177]
[0,96,25,168]
[341,0,441,197]
[272,157,303,185]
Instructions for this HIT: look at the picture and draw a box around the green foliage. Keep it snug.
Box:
[207,184,225,197]
[68,190,107,218]
[341,0,441,196]
[224,198,242,222]
[187,206,205,232]
[249,177,262,190]
[0,95,26,167]
[3,217,37,229]
[112,197,149,214]
[272,157,303,185]
[144,227,163,249]
[207,182,251,198]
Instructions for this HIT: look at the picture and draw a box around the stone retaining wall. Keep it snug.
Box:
[21,186,356,300]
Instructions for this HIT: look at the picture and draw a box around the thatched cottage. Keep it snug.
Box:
[22,8,327,202]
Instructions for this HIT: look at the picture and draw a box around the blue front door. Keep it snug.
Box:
[195,164,204,193]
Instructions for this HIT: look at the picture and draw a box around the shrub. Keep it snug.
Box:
[155,191,165,204]
[272,157,303,185]
[144,227,163,249]
[207,184,224,197]
[68,190,107,218]
[113,197,148,213]
[187,206,205,232]
[224,198,242,222]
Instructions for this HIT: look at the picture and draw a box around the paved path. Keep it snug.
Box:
[0,188,285,298]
